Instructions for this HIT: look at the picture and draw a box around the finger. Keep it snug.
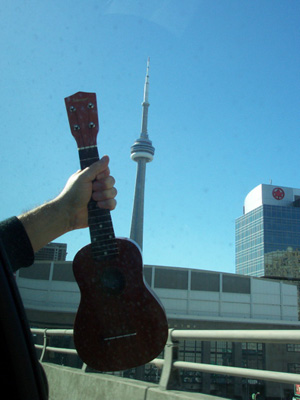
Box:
[80,156,110,181]
[96,198,117,210]
[92,176,116,191]
[92,187,117,202]
[95,167,110,181]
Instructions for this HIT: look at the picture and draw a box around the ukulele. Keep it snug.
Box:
[64,91,168,371]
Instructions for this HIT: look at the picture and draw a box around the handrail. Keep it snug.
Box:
[31,328,75,362]
[31,327,300,390]
[171,329,300,343]
[173,361,299,384]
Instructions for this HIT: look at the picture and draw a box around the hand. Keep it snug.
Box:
[57,155,117,230]
[19,156,117,252]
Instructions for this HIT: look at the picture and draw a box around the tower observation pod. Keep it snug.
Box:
[130,58,155,250]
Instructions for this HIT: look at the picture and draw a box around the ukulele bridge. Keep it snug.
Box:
[103,332,137,341]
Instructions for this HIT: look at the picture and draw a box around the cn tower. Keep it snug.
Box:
[130,58,155,251]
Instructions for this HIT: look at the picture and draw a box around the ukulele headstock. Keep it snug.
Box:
[65,92,99,149]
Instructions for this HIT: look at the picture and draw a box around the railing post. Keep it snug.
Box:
[39,329,48,362]
[159,329,181,390]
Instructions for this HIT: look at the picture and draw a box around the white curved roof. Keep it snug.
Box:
[244,184,300,214]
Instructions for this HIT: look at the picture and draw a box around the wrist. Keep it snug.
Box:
[54,192,88,232]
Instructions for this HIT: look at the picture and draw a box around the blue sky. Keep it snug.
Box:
[1,1,300,273]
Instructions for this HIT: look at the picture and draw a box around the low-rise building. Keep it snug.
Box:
[16,262,300,400]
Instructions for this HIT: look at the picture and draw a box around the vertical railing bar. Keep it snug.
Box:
[39,328,48,362]
[159,328,181,390]
[82,363,87,372]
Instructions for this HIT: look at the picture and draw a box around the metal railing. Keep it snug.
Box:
[31,328,300,389]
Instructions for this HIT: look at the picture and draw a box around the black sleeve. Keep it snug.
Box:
[0,231,48,399]
[0,217,34,272]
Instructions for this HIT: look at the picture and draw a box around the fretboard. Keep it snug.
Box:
[79,146,118,261]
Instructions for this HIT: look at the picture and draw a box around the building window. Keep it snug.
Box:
[178,340,203,385]
[210,342,233,366]
[191,271,219,292]
[52,263,74,281]
[287,344,300,352]
[154,268,188,289]
[179,340,202,363]
[242,343,264,370]
[222,275,250,294]
[19,262,51,280]
[288,363,300,373]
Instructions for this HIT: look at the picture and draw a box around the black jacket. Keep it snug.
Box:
[0,217,48,399]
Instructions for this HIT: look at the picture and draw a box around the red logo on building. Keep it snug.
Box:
[272,187,285,200]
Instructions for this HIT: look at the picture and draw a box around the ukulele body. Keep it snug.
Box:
[73,237,168,371]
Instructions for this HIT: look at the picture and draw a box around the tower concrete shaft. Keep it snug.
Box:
[130,58,155,250]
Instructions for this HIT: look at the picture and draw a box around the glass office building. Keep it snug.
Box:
[236,184,300,277]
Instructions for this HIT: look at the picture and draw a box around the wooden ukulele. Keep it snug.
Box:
[65,91,168,371]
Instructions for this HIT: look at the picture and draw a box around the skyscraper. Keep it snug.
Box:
[236,183,300,278]
[130,58,155,250]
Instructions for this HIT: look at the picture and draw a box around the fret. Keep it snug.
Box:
[91,242,119,261]
[91,245,119,255]
[89,223,114,231]
[89,219,114,228]
[89,229,114,238]
[90,231,114,239]
[92,243,119,249]
[89,219,115,237]
[79,147,100,170]
[89,215,114,226]
[92,243,119,252]
[91,236,116,244]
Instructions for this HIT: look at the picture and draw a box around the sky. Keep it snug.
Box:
[1,0,300,273]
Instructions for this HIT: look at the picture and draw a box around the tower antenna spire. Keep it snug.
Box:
[130,58,155,250]
[141,57,150,138]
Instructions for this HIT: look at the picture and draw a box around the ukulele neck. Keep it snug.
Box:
[78,146,118,261]
[78,145,99,170]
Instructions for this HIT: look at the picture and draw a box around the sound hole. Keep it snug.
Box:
[100,268,125,295]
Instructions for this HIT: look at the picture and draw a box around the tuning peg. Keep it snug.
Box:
[89,122,96,128]
[70,106,76,112]
[88,103,94,109]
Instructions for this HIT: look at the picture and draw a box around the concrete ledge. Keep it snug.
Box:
[43,363,150,400]
[42,363,226,400]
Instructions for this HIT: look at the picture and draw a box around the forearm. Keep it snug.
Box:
[18,197,71,253]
